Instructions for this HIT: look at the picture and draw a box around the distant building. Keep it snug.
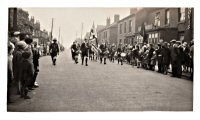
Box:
[117,8,136,46]
[97,14,119,45]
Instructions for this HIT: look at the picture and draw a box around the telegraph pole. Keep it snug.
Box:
[81,22,83,44]
[50,18,54,41]
[58,27,61,43]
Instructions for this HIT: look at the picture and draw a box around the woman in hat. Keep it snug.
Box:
[13,41,28,94]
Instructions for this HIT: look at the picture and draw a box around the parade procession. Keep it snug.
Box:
[7,7,194,111]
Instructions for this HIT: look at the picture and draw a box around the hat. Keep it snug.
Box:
[22,51,31,59]
[16,41,28,50]
[25,38,33,44]
[170,39,176,43]
[176,41,181,44]
[13,31,20,36]
[53,38,57,41]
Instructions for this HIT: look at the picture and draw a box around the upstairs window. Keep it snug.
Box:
[165,9,170,24]
[179,8,185,22]
[124,22,126,33]
[120,24,122,34]
[129,20,132,32]
[154,12,160,27]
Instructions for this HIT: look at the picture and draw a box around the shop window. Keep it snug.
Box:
[155,33,158,38]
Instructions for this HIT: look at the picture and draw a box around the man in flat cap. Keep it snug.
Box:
[170,39,181,77]
[156,43,164,73]
[49,38,59,65]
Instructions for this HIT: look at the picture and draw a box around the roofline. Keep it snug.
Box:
[118,14,135,23]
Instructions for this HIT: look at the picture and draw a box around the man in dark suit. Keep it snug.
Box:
[170,40,179,77]
[147,44,155,70]
[80,39,89,66]
[162,42,171,75]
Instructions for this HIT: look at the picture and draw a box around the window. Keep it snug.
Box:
[155,33,158,38]
[120,24,122,34]
[165,9,170,24]
[154,12,160,27]
[148,34,152,43]
[152,33,155,38]
[124,22,126,33]
[179,8,185,21]
[129,20,132,32]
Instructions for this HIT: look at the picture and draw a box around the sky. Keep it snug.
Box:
[23,8,131,48]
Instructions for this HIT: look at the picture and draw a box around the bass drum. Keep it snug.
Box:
[121,52,126,57]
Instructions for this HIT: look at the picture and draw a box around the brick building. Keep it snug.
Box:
[134,8,194,47]
[117,8,136,46]
[8,8,50,46]
[97,14,119,45]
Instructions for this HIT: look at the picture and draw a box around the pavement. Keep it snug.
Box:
[8,50,193,111]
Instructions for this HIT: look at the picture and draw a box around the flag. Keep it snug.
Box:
[140,22,147,43]
[89,21,98,46]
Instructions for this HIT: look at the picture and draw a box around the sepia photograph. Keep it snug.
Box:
[6,7,194,112]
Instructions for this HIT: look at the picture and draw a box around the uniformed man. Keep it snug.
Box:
[117,44,123,65]
[80,39,89,66]
[49,38,59,65]
[99,42,107,64]
[71,41,79,64]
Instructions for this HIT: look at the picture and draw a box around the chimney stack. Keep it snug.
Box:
[106,17,110,26]
[114,14,120,23]
[130,8,137,15]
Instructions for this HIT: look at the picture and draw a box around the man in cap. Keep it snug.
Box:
[176,41,184,78]
[170,39,180,77]
[162,42,171,74]
[10,31,20,45]
[30,41,40,88]
[49,38,59,65]
[156,43,164,73]
[147,43,155,70]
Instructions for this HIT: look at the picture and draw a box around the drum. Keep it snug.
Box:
[121,52,126,57]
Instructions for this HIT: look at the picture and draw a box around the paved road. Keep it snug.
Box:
[8,50,193,111]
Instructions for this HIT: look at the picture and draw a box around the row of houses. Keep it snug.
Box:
[96,8,194,47]
[8,8,51,46]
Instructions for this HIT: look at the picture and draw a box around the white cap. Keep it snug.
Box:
[13,31,20,36]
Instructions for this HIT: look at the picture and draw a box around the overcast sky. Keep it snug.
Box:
[23,8,131,47]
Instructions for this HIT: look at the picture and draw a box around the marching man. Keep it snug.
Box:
[49,38,59,65]
[80,39,89,66]
[71,41,79,64]
[99,42,107,64]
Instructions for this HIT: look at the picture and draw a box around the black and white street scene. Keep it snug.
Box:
[7,8,194,111]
